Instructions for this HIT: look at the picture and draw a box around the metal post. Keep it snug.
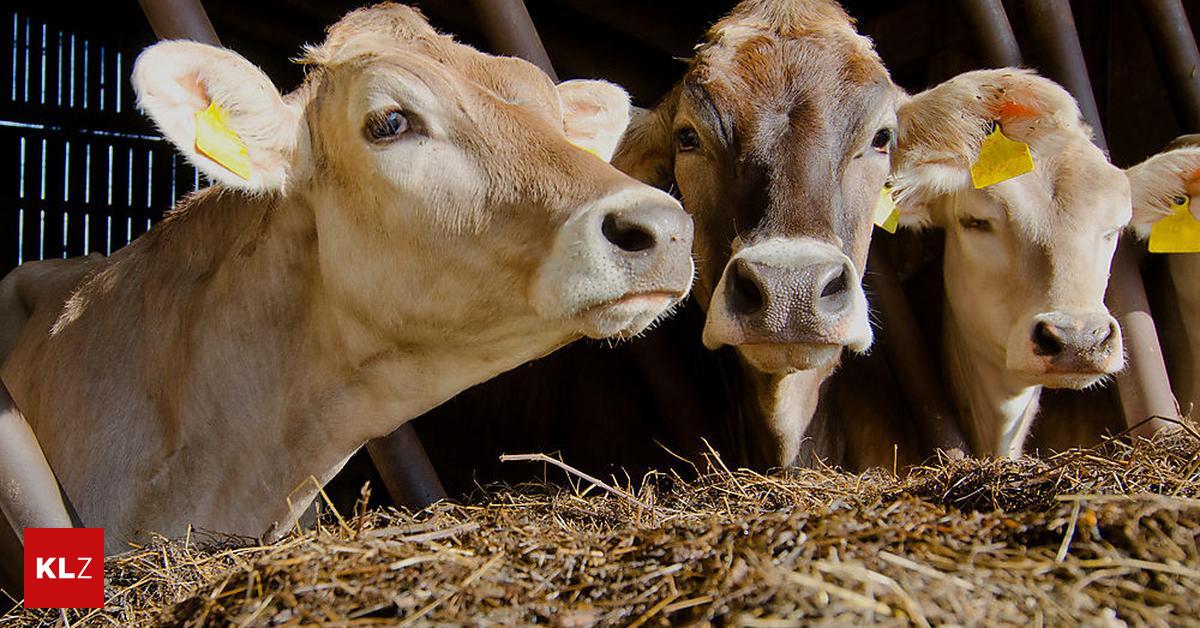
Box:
[468,0,558,81]
[960,0,1024,67]
[1137,0,1200,132]
[137,0,221,45]
[1021,0,1178,434]
[866,246,969,453]
[138,0,449,509]
[1021,0,1107,150]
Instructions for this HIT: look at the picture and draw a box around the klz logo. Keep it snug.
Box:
[23,528,104,608]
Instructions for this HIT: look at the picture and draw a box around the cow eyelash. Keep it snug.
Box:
[959,216,993,231]
[870,128,894,152]
[676,127,700,152]
[364,109,412,144]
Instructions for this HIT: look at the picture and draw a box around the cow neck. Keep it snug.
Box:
[942,301,1040,458]
[149,188,568,540]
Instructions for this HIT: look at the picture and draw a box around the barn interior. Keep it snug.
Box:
[0,0,1194,274]
[0,0,1197,501]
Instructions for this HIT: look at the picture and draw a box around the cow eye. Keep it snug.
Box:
[364,110,410,143]
[959,216,992,231]
[871,128,893,152]
[676,127,700,152]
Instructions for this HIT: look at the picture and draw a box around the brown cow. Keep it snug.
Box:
[406,0,903,492]
[0,4,693,556]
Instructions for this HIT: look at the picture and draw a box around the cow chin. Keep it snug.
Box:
[1030,372,1111,390]
[734,342,843,375]
[575,292,683,339]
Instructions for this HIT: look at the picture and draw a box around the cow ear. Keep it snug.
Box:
[1125,145,1200,235]
[892,161,967,229]
[611,102,676,188]
[132,41,300,193]
[557,80,631,163]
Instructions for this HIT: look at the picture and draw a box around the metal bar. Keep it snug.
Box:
[866,245,969,454]
[366,429,447,510]
[468,0,559,81]
[1020,0,1106,149]
[1021,0,1178,434]
[137,0,221,45]
[1108,241,1177,435]
[0,382,76,534]
[1137,0,1200,132]
[0,379,81,594]
[960,0,1024,67]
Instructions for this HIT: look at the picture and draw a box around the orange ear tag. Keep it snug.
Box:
[873,181,899,233]
[1148,195,1200,253]
[970,121,1034,189]
[195,101,252,180]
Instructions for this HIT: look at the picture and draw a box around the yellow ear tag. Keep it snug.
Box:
[1148,195,1200,253]
[571,141,602,160]
[873,182,899,233]
[970,121,1034,189]
[194,101,252,180]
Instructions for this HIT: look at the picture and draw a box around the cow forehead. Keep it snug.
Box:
[300,4,562,124]
[690,34,895,157]
[983,140,1129,241]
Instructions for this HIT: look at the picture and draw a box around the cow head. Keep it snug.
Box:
[130,5,694,359]
[894,69,1128,400]
[614,0,901,466]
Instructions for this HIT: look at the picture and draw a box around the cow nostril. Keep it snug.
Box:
[819,267,848,299]
[727,260,766,316]
[1032,321,1066,356]
[602,213,656,253]
[1096,322,1116,346]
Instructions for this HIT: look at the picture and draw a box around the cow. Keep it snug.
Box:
[888,68,1132,458]
[402,0,905,494]
[0,3,695,558]
[1029,135,1200,454]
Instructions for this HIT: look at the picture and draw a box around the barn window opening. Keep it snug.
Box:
[0,9,199,272]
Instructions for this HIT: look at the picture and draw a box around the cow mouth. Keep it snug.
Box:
[735,342,843,374]
[1027,369,1114,390]
[576,290,686,339]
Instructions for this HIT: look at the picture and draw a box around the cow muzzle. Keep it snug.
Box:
[531,187,695,339]
[1008,310,1124,387]
[702,238,872,374]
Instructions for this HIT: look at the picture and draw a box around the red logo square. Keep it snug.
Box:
[22,528,104,609]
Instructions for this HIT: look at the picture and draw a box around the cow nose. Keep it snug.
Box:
[1031,320,1067,357]
[1031,318,1116,357]
[602,212,656,252]
[815,262,850,314]
[728,259,766,315]
[1027,312,1120,375]
[600,205,688,256]
[722,258,857,339]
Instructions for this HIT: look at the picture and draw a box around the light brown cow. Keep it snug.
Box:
[892,69,1131,458]
[0,4,694,554]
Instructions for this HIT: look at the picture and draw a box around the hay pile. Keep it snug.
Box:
[5,425,1200,626]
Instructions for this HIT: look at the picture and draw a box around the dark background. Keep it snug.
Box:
[0,0,1194,278]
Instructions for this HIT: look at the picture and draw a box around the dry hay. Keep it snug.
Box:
[4,423,1200,627]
